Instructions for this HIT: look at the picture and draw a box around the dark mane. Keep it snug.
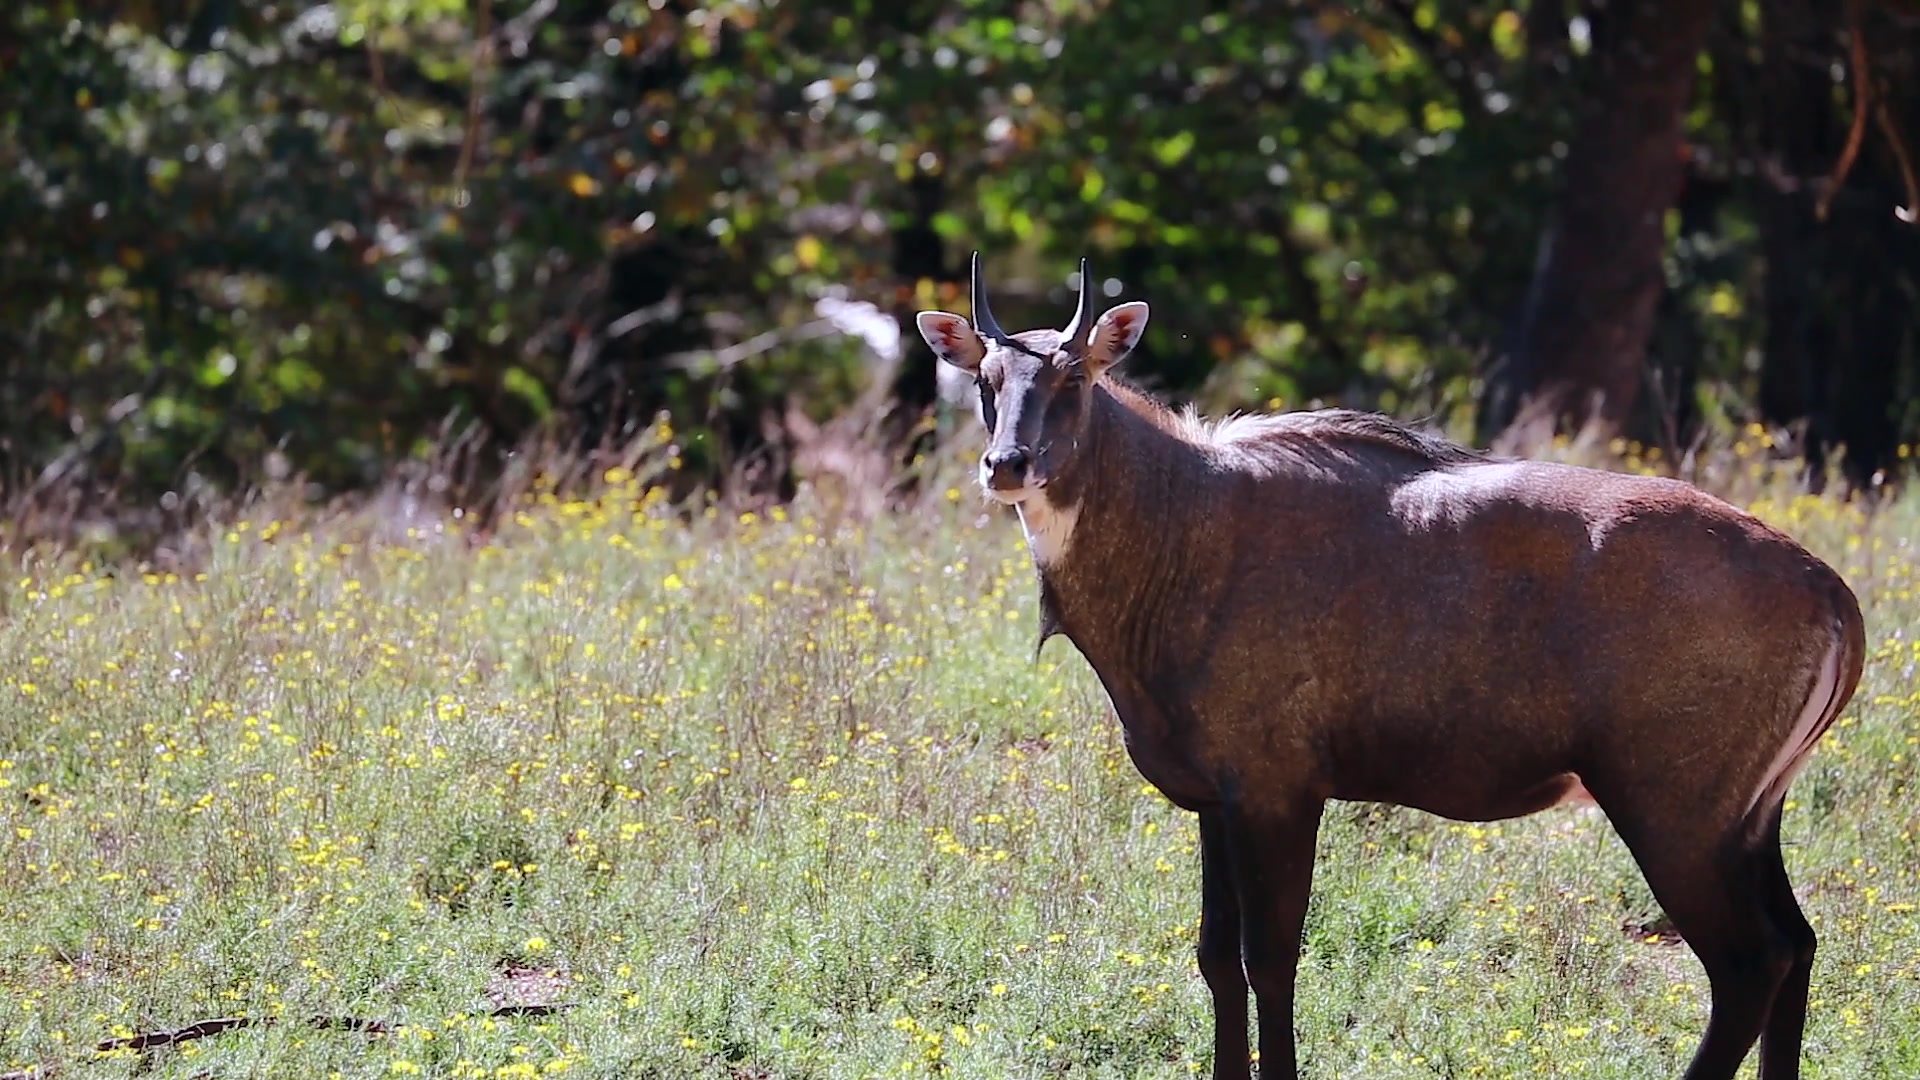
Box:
[1095,371,1183,426]
[1094,376,1493,469]
[1280,408,1493,467]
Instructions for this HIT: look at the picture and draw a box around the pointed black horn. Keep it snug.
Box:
[1061,257,1095,347]
[970,251,1009,342]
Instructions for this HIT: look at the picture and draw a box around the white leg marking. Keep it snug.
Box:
[1749,632,1846,816]
[1015,496,1079,568]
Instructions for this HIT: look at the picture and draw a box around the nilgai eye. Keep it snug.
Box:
[976,378,997,431]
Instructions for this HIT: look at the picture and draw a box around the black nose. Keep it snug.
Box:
[982,446,1031,490]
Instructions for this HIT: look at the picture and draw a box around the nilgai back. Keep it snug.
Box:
[916,254,1866,1080]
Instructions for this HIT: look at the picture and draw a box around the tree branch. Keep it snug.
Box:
[0,1005,579,1080]
[1875,96,1920,222]
[1818,0,1875,221]
[454,0,494,199]
[1819,0,1920,223]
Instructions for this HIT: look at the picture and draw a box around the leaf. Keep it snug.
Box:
[502,367,552,419]
[1152,131,1196,167]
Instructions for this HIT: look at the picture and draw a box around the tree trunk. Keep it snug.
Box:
[1757,0,1837,437]
[884,166,948,482]
[1641,166,1729,453]
[1481,0,1718,449]
[1822,227,1904,487]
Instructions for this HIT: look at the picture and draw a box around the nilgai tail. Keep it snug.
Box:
[916,253,1867,1080]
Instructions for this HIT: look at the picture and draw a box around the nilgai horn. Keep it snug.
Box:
[915,254,1866,1080]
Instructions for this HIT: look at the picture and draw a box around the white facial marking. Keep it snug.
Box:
[1015,494,1079,567]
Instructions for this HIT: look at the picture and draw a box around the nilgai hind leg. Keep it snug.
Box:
[1753,804,1820,1080]
[1593,782,1820,1080]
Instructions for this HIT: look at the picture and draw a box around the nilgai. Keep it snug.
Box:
[915,254,1866,1080]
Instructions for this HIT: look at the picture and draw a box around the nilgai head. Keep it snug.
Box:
[915,252,1148,503]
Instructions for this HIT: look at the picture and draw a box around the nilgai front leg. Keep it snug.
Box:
[1223,798,1325,1080]
[1198,811,1252,1080]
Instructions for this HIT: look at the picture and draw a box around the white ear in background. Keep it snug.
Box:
[914,311,986,373]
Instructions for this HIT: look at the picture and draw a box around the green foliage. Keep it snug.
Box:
[2,0,1914,511]
[1,460,1918,1076]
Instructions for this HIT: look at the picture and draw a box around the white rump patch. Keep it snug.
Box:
[1748,631,1847,816]
[1015,495,1079,568]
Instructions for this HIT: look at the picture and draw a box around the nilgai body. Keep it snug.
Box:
[916,254,1866,1080]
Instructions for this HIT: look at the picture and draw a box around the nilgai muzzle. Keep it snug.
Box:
[915,254,1866,1080]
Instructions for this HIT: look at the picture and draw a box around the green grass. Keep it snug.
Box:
[2,454,1918,1079]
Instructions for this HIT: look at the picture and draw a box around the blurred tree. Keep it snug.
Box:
[1747,0,1920,484]
[1478,0,1717,447]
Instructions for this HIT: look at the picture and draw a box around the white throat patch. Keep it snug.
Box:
[1015,495,1079,568]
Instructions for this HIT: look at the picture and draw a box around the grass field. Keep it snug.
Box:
[2,436,1918,1079]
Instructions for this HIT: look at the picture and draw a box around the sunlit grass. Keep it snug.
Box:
[1,432,1917,1079]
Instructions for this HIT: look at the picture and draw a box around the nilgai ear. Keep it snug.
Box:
[1085,301,1149,375]
[915,311,986,373]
